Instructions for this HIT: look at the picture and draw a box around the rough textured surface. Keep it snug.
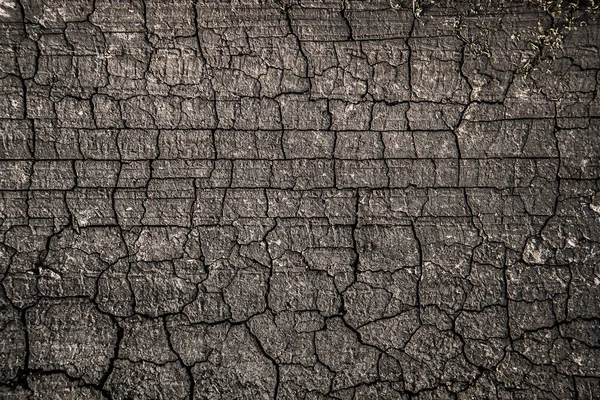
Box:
[0,0,599,398]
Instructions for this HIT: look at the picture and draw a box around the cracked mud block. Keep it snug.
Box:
[1,0,600,398]
[25,299,118,384]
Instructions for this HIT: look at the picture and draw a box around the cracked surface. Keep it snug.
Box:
[0,0,599,398]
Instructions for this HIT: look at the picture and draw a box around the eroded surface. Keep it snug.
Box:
[0,0,599,398]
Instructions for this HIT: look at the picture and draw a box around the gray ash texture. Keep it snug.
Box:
[0,0,599,398]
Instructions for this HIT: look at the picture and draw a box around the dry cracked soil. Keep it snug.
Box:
[0,0,599,398]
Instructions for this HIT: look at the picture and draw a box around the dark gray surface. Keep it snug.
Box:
[0,0,599,398]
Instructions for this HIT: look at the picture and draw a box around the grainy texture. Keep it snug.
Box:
[0,0,599,398]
